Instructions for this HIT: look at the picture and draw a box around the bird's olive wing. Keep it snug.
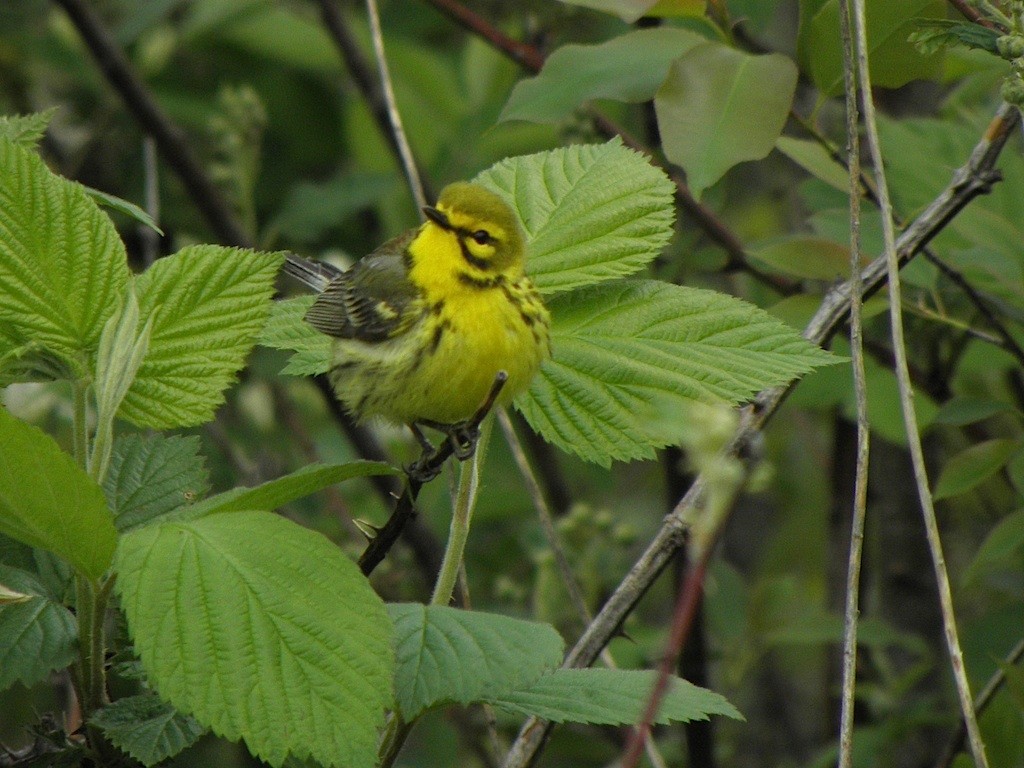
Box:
[304,231,420,342]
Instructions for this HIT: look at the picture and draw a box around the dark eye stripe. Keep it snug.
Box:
[457,235,491,270]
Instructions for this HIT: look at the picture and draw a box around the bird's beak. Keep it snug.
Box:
[423,206,452,230]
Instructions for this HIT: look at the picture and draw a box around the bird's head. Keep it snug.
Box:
[422,182,526,277]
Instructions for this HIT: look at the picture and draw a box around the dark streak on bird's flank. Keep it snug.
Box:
[429,319,451,353]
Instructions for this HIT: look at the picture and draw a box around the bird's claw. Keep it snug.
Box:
[449,422,479,461]
[407,456,444,484]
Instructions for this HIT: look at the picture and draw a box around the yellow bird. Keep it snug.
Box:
[302,182,550,453]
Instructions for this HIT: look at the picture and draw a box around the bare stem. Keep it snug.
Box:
[837,2,871,766]
[364,0,427,211]
[850,0,988,765]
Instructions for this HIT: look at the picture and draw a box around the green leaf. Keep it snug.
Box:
[0,408,117,580]
[476,139,675,295]
[655,43,797,199]
[90,694,206,767]
[932,397,1014,427]
[802,0,945,98]
[115,511,393,768]
[775,136,852,193]
[388,604,564,720]
[0,565,77,691]
[178,461,398,522]
[0,138,130,370]
[0,110,57,148]
[489,668,742,724]
[750,236,868,280]
[119,246,284,429]
[260,296,332,376]
[102,434,210,532]
[499,28,706,124]
[933,439,1021,500]
[83,187,164,235]
[908,19,1001,56]
[516,280,837,465]
[964,510,1024,583]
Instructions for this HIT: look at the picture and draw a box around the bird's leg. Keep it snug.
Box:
[408,423,434,453]
[406,371,510,482]
[408,422,446,483]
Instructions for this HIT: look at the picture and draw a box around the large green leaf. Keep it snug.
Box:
[90,693,206,767]
[489,668,742,724]
[102,434,210,532]
[499,28,706,124]
[516,280,836,465]
[119,245,284,429]
[0,138,129,370]
[801,0,945,97]
[0,408,117,580]
[655,42,797,199]
[0,564,77,691]
[115,511,392,768]
[476,139,675,295]
[388,604,564,720]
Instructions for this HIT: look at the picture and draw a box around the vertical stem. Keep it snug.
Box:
[380,420,492,767]
[72,379,89,470]
[364,0,427,211]
[74,575,111,718]
[849,0,989,765]
[431,420,489,606]
[837,1,870,766]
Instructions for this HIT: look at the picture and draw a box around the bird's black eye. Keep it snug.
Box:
[471,230,491,245]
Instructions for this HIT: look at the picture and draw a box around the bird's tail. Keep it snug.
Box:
[282,252,342,293]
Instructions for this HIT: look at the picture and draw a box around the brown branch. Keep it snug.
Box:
[946,0,998,28]
[500,102,1021,768]
[421,0,545,72]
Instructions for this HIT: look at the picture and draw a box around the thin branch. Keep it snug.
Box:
[501,102,1020,768]
[363,0,427,211]
[498,410,590,622]
[313,0,409,175]
[935,638,1024,768]
[837,1,870,766]
[850,0,988,763]
[922,251,1024,369]
[421,0,545,72]
[946,0,998,27]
